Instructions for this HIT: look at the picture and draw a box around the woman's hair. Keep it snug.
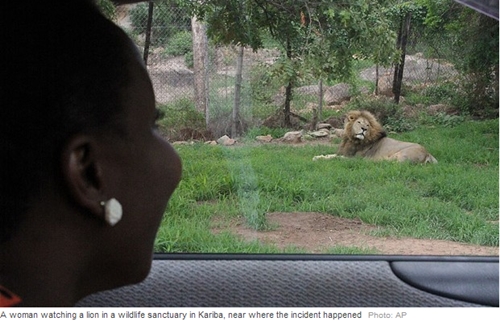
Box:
[0,0,134,242]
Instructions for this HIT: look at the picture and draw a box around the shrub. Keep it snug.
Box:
[157,98,206,139]
[164,31,192,57]
[244,127,289,140]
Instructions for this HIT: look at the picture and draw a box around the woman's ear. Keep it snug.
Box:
[60,135,105,217]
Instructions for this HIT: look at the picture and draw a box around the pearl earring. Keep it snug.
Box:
[101,198,122,226]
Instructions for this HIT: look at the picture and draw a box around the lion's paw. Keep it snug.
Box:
[312,154,341,161]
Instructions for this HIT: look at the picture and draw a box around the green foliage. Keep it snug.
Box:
[412,0,499,113]
[129,3,151,34]
[163,30,194,67]
[419,113,467,128]
[268,56,301,87]
[164,30,193,56]
[386,1,426,22]
[244,127,290,140]
[421,82,457,105]
[95,0,116,20]
[184,51,194,69]
[188,0,398,127]
[129,1,191,46]
[248,62,282,106]
[157,99,205,134]
[405,81,472,112]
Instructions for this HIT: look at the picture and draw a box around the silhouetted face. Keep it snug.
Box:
[94,36,182,286]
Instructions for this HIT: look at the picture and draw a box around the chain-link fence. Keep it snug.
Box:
[113,1,496,139]
[116,2,274,138]
[117,3,194,104]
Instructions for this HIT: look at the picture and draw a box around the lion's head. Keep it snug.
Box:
[344,110,386,144]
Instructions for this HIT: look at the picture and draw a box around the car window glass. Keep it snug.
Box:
[105,0,498,256]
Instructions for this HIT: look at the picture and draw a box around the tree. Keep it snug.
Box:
[191,16,210,125]
[187,0,397,126]
[386,1,426,104]
[232,46,245,137]
[412,0,499,114]
[143,1,155,64]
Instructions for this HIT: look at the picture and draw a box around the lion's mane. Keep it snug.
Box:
[339,110,387,156]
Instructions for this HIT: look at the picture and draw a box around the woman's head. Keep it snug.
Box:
[0,0,182,302]
[1,0,130,241]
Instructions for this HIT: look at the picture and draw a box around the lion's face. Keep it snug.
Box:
[344,110,385,144]
[350,117,371,140]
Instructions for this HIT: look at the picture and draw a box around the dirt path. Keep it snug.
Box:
[212,212,498,256]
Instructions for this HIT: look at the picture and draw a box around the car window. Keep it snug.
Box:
[102,0,498,257]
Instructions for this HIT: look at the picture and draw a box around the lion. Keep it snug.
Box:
[316,110,437,164]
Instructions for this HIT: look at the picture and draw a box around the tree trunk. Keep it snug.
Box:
[142,1,154,65]
[393,13,411,104]
[284,83,293,127]
[283,37,293,127]
[191,16,209,126]
[232,46,244,138]
[315,79,323,129]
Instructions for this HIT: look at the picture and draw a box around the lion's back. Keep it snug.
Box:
[371,137,437,163]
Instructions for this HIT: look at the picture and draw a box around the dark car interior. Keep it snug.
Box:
[76,254,498,307]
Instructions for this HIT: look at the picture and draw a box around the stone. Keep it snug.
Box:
[217,135,236,146]
[323,83,351,105]
[310,129,330,138]
[256,135,273,143]
[317,123,332,130]
[172,141,190,145]
[281,131,302,144]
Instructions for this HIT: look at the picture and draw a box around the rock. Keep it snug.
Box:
[281,131,302,144]
[172,141,190,145]
[316,123,332,130]
[304,102,318,113]
[295,83,351,106]
[323,83,351,105]
[310,129,330,138]
[217,135,236,146]
[376,73,393,97]
[295,85,320,95]
[302,134,314,141]
[256,135,273,143]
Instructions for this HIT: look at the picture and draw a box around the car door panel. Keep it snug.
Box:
[76,254,498,307]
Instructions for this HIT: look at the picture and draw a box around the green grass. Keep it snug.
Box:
[157,119,499,253]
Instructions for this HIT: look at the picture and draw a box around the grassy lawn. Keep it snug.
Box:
[156,119,499,253]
